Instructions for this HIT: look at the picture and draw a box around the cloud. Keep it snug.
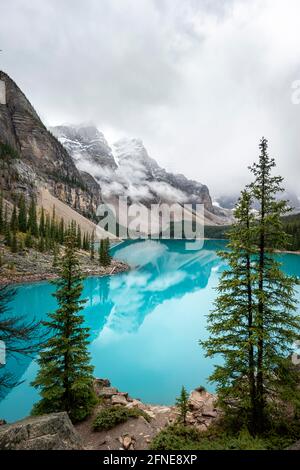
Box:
[1,0,300,196]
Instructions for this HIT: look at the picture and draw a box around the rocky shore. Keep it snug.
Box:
[0,244,129,285]
[0,379,221,450]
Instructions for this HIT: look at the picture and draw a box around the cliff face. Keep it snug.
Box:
[52,124,217,214]
[0,71,101,219]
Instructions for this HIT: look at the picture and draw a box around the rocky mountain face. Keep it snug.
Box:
[0,71,101,219]
[52,124,226,220]
[0,71,230,225]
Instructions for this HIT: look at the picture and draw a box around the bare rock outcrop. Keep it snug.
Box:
[0,412,83,450]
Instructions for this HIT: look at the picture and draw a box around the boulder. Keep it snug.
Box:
[0,412,83,450]
[111,394,128,406]
[97,387,119,398]
[122,434,134,450]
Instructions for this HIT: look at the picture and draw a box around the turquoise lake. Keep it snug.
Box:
[1,239,300,423]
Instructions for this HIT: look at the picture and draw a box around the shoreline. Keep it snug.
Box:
[0,260,130,287]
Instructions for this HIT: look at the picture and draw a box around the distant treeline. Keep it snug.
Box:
[282,213,300,251]
[204,214,300,251]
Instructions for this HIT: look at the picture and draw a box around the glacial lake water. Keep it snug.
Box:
[1,239,300,423]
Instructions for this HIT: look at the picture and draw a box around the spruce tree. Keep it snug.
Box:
[175,386,189,425]
[58,218,64,245]
[103,238,111,266]
[99,239,104,265]
[39,207,45,237]
[10,203,18,233]
[0,285,42,397]
[248,137,300,432]
[0,192,3,234]
[11,230,18,253]
[28,197,38,237]
[25,230,33,249]
[201,138,300,435]
[90,230,95,260]
[77,225,82,250]
[201,191,258,430]
[31,232,96,422]
[18,194,27,233]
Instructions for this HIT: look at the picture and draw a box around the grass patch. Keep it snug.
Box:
[93,405,150,431]
[150,421,300,450]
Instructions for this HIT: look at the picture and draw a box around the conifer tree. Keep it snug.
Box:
[58,218,64,244]
[90,230,95,260]
[0,285,43,397]
[25,230,33,249]
[201,191,258,430]
[3,205,10,246]
[39,207,45,237]
[28,197,38,237]
[99,238,104,265]
[11,230,18,253]
[103,238,111,266]
[31,232,96,422]
[248,137,300,432]
[175,386,189,425]
[18,195,27,233]
[201,138,300,435]
[10,203,18,233]
[77,225,82,250]
[0,192,3,234]
[38,236,45,253]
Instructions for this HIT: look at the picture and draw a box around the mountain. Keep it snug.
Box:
[0,71,102,221]
[0,71,230,230]
[51,124,232,225]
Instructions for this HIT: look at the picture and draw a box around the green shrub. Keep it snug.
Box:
[93,405,150,431]
[150,420,300,451]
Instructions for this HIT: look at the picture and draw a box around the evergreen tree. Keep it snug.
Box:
[99,239,104,265]
[11,230,18,253]
[39,207,45,237]
[248,137,300,432]
[90,230,95,260]
[201,191,258,430]
[25,230,33,249]
[103,238,111,266]
[45,213,51,240]
[38,236,45,253]
[175,386,189,425]
[3,205,10,246]
[77,225,82,250]
[50,206,56,239]
[18,195,27,233]
[52,243,60,268]
[28,197,38,237]
[0,192,3,234]
[10,203,18,233]
[201,138,300,435]
[31,232,96,422]
[58,218,64,245]
[0,286,42,397]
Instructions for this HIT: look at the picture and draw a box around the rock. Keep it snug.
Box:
[144,410,155,419]
[188,389,217,411]
[98,387,119,398]
[288,440,300,450]
[202,410,218,418]
[111,395,128,406]
[125,399,146,410]
[0,420,6,426]
[122,435,133,450]
[94,378,111,388]
[0,412,83,450]
[196,424,208,433]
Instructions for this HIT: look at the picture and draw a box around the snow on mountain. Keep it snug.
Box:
[51,124,232,224]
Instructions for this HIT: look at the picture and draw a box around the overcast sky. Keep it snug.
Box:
[0,0,300,197]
